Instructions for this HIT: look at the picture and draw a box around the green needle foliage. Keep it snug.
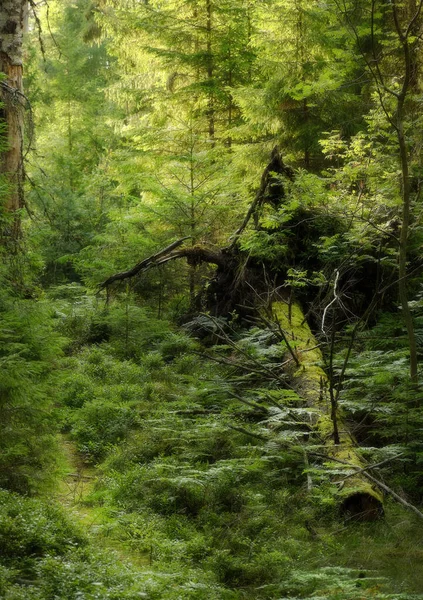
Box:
[0,275,66,493]
[3,0,423,598]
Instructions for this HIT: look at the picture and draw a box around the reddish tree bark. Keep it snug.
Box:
[0,0,28,238]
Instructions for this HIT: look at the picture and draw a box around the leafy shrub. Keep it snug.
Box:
[188,429,236,464]
[336,341,423,497]
[101,304,171,360]
[0,295,65,494]
[158,333,198,361]
[33,550,147,600]
[0,490,85,566]
[60,373,95,408]
[103,430,178,469]
[208,548,289,587]
[71,399,137,461]
[48,285,109,352]
[112,462,207,517]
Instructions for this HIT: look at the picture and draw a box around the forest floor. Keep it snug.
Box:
[57,436,151,570]
[54,438,423,597]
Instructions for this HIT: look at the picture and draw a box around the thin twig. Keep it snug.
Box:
[201,314,291,387]
[362,471,423,520]
[227,425,268,441]
[334,453,404,483]
[321,270,340,335]
[311,451,423,520]
[261,313,300,367]
[228,392,268,413]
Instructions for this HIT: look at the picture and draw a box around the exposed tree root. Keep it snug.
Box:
[99,148,385,520]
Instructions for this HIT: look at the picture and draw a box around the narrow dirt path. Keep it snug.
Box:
[58,437,96,509]
[57,436,150,569]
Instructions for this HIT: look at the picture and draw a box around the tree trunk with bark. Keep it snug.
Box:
[0,0,27,239]
[391,0,422,385]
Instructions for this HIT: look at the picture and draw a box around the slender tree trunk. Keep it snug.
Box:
[0,0,27,240]
[391,0,421,385]
[226,42,233,148]
[337,0,422,384]
[206,0,215,144]
[406,0,419,88]
[397,113,419,385]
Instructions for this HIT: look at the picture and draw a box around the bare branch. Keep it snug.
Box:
[230,146,294,245]
[334,453,404,483]
[405,0,423,38]
[362,470,423,519]
[99,237,190,288]
[259,312,300,367]
[311,451,423,520]
[321,270,340,335]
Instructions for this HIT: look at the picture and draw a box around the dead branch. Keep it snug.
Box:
[195,350,292,380]
[334,453,404,483]
[201,313,291,386]
[361,471,423,520]
[99,238,229,289]
[227,425,268,441]
[99,147,295,294]
[99,237,189,288]
[260,312,300,367]
[312,451,423,520]
[230,146,294,244]
[228,391,268,413]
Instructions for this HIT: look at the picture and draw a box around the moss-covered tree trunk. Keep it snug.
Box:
[272,299,383,519]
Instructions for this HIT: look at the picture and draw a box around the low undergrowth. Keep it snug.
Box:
[2,287,423,599]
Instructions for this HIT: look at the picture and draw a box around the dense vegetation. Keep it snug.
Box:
[2,0,423,598]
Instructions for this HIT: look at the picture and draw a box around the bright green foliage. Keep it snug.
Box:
[3,0,423,598]
[0,490,172,599]
[26,0,121,284]
[0,278,66,494]
[233,0,368,167]
[0,489,84,562]
[334,310,423,499]
[96,0,256,139]
[36,297,422,598]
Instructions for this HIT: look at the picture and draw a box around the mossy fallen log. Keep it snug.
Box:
[272,300,384,520]
[99,147,384,520]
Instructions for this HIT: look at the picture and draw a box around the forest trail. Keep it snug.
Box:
[57,436,150,569]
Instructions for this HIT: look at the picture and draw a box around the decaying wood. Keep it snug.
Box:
[272,299,383,519]
[333,453,404,483]
[362,471,423,520]
[100,147,293,293]
[99,237,189,288]
[230,146,294,244]
[313,452,423,520]
[99,148,385,519]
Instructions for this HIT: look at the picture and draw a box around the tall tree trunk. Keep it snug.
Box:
[205,0,215,144]
[0,0,27,240]
[391,0,422,385]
